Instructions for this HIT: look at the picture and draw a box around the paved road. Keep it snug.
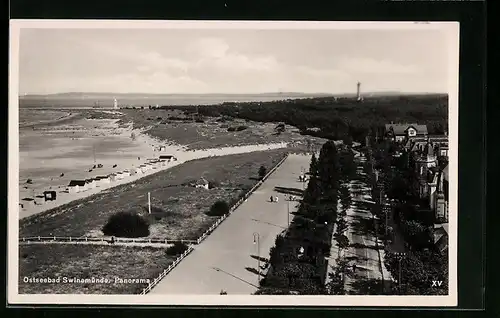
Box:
[149,154,312,295]
[341,153,392,294]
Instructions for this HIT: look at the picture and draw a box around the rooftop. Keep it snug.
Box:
[385,123,428,135]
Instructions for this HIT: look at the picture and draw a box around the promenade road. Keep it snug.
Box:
[149,153,312,295]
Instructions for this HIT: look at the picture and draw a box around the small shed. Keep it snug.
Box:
[43,190,57,201]
[195,177,210,190]
[159,155,175,162]
[85,179,96,190]
[122,170,131,177]
[21,197,36,207]
[97,175,111,186]
[68,180,86,193]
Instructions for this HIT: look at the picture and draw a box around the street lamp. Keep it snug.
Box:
[253,232,261,282]
[373,214,380,247]
[394,252,406,294]
[287,200,290,227]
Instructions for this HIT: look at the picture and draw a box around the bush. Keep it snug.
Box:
[102,211,150,238]
[206,200,230,217]
[236,125,248,131]
[166,242,189,256]
[227,127,236,132]
[258,165,267,179]
[208,180,220,189]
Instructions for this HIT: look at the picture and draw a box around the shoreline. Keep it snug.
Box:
[19,138,289,220]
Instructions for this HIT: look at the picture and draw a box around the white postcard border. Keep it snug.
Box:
[8,20,459,307]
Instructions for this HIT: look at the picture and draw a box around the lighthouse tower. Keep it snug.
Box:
[113,98,118,109]
[356,82,363,101]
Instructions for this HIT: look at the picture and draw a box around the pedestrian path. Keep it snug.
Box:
[149,154,312,295]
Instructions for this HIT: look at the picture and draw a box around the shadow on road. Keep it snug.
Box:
[250,254,269,263]
[350,242,383,251]
[250,218,287,230]
[212,267,258,288]
[349,215,376,237]
[245,267,262,276]
[347,278,386,295]
[274,186,304,196]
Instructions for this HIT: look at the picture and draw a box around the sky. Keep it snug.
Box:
[17,24,455,95]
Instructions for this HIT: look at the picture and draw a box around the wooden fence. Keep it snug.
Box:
[19,236,197,245]
[139,246,194,295]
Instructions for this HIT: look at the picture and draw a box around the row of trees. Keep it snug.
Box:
[326,184,352,295]
[256,141,343,294]
[160,95,448,143]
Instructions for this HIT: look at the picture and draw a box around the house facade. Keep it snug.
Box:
[411,141,449,223]
[385,123,428,143]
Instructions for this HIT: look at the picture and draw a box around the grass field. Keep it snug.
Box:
[20,148,288,240]
[19,244,176,294]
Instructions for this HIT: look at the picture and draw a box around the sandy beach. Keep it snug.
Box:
[18,113,288,219]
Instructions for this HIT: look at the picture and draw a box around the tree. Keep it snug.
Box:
[206,200,230,216]
[258,165,267,179]
[102,211,150,238]
[335,234,350,258]
[309,153,318,176]
[166,242,189,255]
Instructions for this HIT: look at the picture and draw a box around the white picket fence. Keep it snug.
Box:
[19,236,197,245]
[139,245,194,295]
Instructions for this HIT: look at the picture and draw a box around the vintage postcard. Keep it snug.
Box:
[8,20,459,306]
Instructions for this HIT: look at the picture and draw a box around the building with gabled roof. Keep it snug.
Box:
[385,123,428,142]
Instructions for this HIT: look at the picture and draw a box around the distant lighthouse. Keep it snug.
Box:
[356,82,362,101]
[113,98,118,109]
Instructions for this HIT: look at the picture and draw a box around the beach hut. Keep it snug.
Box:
[43,190,57,201]
[97,175,111,186]
[159,155,175,162]
[159,146,166,151]
[122,170,131,178]
[68,180,86,193]
[85,179,96,190]
[21,198,36,208]
[109,174,117,182]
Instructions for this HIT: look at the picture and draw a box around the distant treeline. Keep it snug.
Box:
[159,95,448,142]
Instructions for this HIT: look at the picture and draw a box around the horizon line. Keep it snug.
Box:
[20,91,448,97]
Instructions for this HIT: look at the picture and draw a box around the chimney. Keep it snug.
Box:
[356,82,362,101]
